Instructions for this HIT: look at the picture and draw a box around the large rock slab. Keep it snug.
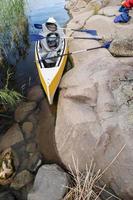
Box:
[0,124,24,151]
[55,54,133,199]
[85,15,133,40]
[28,164,69,200]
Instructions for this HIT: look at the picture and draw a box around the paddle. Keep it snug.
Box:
[38,41,111,61]
[34,23,97,36]
[30,34,102,42]
[30,34,45,41]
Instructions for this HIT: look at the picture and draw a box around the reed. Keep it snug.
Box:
[0,0,29,57]
[63,145,126,200]
[0,69,22,110]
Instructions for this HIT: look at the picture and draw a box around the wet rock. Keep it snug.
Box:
[27,85,44,102]
[27,152,42,173]
[0,191,15,200]
[109,39,133,57]
[0,124,24,151]
[15,102,37,122]
[11,170,33,190]
[28,164,69,200]
[36,98,60,163]
[26,142,38,154]
[27,113,38,128]
[22,122,33,139]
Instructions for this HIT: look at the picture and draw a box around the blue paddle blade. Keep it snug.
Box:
[30,34,45,41]
[114,12,131,23]
[34,24,43,29]
[102,41,112,49]
[75,29,97,36]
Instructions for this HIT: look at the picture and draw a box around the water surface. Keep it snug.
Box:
[15,0,69,92]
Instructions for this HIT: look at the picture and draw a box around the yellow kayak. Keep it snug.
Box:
[35,17,68,104]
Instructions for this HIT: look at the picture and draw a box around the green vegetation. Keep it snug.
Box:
[0,70,22,110]
[0,0,29,111]
[0,0,29,53]
[0,89,22,110]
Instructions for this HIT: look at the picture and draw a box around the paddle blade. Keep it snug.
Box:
[102,41,112,49]
[74,29,97,36]
[30,34,45,41]
[34,24,43,29]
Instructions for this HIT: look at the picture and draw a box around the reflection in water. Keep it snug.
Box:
[0,0,29,65]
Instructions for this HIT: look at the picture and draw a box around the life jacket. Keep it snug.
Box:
[122,0,133,8]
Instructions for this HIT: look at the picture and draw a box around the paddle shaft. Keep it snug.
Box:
[65,36,102,40]
[31,34,102,41]
[41,45,104,60]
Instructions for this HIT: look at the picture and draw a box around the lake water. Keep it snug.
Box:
[15,0,69,92]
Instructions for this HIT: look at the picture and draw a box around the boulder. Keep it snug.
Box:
[11,170,33,190]
[15,102,37,122]
[109,39,133,57]
[55,54,133,199]
[28,164,69,200]
[0,124,24,151]
[27,85,44,102]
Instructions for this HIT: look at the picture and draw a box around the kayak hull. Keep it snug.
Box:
[35,39,68,105]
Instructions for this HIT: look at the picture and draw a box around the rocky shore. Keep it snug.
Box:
[0,85,69,200]
[0,0,133,200]
[55,0,133,199]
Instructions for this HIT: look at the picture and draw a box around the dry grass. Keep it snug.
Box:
[63,145,126,200]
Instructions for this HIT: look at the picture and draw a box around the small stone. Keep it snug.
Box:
[26,143,37,153]
[0,124,24,152]
[28,164,69,200]
[27,85,44,102]
[11,170,33,190]
[22,122,33,138]
[15,102,37,122]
